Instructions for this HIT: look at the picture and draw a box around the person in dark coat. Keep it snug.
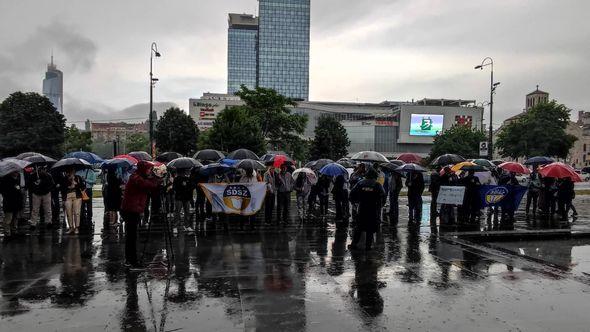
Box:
[29,167,55,230]
[439,167,457,226]
[498,171,520,223]
[349,169,385,251]
[557,177,576,221]
[332,174,349,221]
[316,174,331,219]
[429,169,442,222]
[173,170,194,233]
[121,161,161,269]
[103,169,123,226]
[406,172,425,224]
[388,171,403,226]
[1,171,23,237]
[460,170,481,223]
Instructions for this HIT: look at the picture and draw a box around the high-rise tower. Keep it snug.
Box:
[42,55,63,113]
[227,14,259,95]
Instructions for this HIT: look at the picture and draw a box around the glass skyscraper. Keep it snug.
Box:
[227,0,310,100]
[258,0,310,100]
[227,14,259,95]
[42,56,63,113]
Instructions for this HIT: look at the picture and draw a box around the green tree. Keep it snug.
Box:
[310,115,350,161]
[428,125,487,161]
[203,106,266,155]
[496,101,577,159]
[64,124,92,153]
[235,86,308,159]
[124,133,149,153]
[0,92,66,158]
[154,107,199,155]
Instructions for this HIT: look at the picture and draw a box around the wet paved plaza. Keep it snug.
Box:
[2,196,590,331]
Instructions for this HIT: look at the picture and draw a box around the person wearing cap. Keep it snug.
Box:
[121,161,161,269]
[349,168,385,251]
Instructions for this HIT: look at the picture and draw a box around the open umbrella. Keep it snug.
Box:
[471,159,495,169]
[306,159,334,171]
[220,158,238,166]
[199,163,232,177]
[15,152,41,160]
[396,163,426,173]
[498,162,530,175]
[524,156,554,166]
[167,157,203,170]
[292,168,318,184]
[0,159,31,177]
[539,162,582,182]
[128,151,152,161]
[193,149,225,161]
[351,151,389,163]
[336,158,356,168]
[101,158,134,170]
[397,153,422,164]
[51,158,92,171]
[380,161,404,172]
[227,149,259,160]
[492,160,504,166]
[319,163,348,177]
[272,154,293,168]
[114,154,139,165]
[156,152,183,163]
[451,161,477,172]
[430,154,465,166]
[458,164,488,172]
[65,151,104,164]
[235,159,266,171]
[23,154,57,166]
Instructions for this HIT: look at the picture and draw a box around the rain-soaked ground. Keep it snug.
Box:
[2,195,590,331]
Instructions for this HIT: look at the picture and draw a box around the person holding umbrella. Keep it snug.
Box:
[103,168,123,228]
[276,164,294,224]
[557,177,576,220]
[29,166,55,232]
[526,167,542,217]
[349,168,385,251]
[61,168,86,234]
[332,173,349,222]
[173,169,195,235]
[263,163,278,224]
[293,169,313,221]
[77,167,97,230]
[406,171,425,224]
[121,161,161,269]
[1,171,24,237]
[388,170,403,226]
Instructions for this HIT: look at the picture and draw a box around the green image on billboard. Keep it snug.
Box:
[409,114,444,136]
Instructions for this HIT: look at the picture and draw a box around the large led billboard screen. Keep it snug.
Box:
[409,114,444,136]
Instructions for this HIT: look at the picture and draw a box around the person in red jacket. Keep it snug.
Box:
[121,161,161,269]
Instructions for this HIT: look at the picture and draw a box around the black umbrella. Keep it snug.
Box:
[193,149,225,161]
[235,159,266,171]
[23,154,57,166]
[351,151,389,163]
[396,163,426,173]
[380,160,405,172]
[457,164,488,172]
[430,154,466,167]
[128,151,152,161]
[15,152,42,160]
[307,159,334,171]
[167,157,203,170]
[524,156,554,166]
[156,152,183,163]
[51,158,92,171]
[199,163,232,177]
[227,149,260,160]
[492,159,504,166]
[337,158,356,168]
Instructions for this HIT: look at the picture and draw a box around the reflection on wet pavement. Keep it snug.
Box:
[2,197,590,331]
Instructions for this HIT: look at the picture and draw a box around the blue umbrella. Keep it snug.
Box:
[66,151,104,164]
[199,163,232,177]
[319,162,348,177]
[524,156,554,166]
[220,158,238,166]
[101,158,134,170]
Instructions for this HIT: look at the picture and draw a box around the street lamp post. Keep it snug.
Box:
[475,57,499,160]
[149,42,161,157]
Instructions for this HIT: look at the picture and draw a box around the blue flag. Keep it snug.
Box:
[478,185,528,209]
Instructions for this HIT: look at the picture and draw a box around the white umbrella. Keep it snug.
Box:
[0,159,31,177]
[292,167,318,184]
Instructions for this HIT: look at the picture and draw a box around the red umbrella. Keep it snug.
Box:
[499,161,530,174]
[114,154,139,165]
[397,153,422,164]
[539,162,583,182]
[272,154,293,168]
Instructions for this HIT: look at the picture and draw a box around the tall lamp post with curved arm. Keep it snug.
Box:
[475,57,500,159]
[149,42,161,157]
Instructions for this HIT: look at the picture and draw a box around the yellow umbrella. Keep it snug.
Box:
[451,161,476,172]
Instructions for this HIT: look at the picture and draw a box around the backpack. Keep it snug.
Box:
[295,174,305,191]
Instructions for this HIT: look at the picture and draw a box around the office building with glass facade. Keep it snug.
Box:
[258,0,310,100]
[227,14,259,95]
[42,56,63,114]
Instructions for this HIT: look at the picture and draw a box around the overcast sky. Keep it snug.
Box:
[1,0,589,126]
